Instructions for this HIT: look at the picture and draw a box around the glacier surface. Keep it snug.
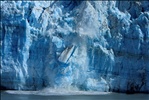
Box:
[0,1,149,93]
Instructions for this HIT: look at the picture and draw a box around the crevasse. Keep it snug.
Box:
[0,1,149,93]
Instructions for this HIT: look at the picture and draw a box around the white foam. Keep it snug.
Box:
[5,88,111,96]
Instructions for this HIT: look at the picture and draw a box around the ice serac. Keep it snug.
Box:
[0,1,149,93]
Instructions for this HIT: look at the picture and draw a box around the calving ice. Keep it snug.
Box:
[0,1,149,93]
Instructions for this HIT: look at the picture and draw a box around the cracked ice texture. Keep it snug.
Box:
[0,1,149,93]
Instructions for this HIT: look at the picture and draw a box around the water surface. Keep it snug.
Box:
[1,91,149,100]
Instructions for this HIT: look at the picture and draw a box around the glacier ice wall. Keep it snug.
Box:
[0,1,149,93]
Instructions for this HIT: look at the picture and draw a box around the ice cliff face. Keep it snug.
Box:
[0,1,149,93]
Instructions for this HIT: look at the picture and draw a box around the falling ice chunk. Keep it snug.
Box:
[58,45,76,63]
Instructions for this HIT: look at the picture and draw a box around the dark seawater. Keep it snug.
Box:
[1,91,149,100]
